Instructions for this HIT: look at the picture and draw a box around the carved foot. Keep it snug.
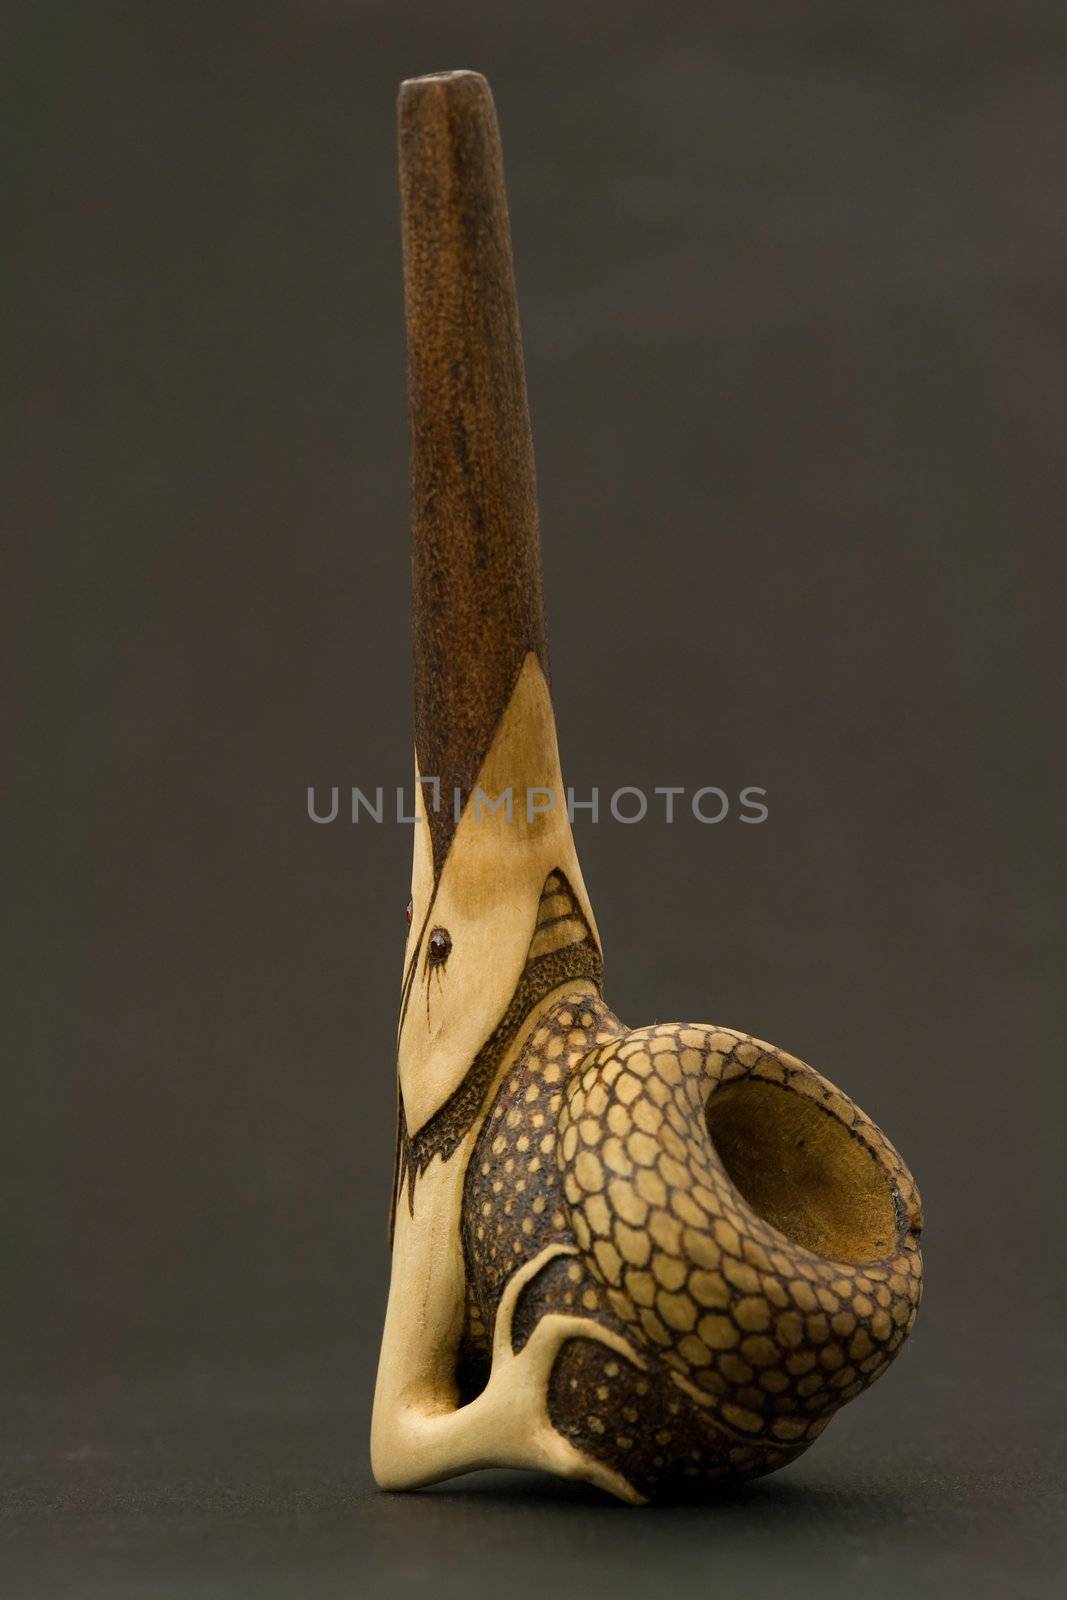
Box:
[486,1243,648,1499]
[372,1242,647,1502]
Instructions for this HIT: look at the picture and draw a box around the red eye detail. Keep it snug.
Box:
[405,899,412,926]
[428,927,452,965]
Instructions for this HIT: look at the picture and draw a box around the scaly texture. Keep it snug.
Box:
[398,872,601,1210]
[462,993,923,1500]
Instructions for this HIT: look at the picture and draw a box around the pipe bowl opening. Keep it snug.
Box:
[706,1078,901,1264]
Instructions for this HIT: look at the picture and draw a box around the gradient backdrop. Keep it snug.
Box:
[6,2,1066,1596]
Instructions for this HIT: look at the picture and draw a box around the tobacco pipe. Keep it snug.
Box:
[371,70,923,1504]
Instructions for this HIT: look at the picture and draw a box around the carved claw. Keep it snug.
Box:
[486,1243,648,1501]
[492,1242,646,1370]
[373,1238,648,1501]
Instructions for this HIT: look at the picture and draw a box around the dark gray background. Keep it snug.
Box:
[5,2,1066,1595]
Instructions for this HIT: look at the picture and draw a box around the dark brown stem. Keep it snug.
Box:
[398,71,548,880]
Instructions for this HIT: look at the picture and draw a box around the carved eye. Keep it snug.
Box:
[405,899,413,926]
[427,927,452,966]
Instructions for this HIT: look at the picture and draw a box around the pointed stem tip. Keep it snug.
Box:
[399,70,548,878]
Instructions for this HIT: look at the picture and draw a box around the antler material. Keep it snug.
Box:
[371,70,923,1504]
